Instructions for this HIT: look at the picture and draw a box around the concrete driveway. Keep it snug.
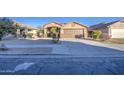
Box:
[0,38,124,75]
[60,39,124,57]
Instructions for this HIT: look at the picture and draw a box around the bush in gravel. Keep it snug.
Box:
[50,27,60,43]
[92,30,102,40]
[27,33,33,38]
[0,43,8,51]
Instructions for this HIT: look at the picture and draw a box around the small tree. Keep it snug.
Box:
[92,30,102,40]
[0,17,19,40]
[50,27,59,43]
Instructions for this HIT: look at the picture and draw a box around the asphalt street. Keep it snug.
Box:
[0,56,124,75]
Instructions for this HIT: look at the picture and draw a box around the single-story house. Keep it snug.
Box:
[43,22,88,38]
[89,20,124,39]
[27,29,39,38]
[14,22,39,38]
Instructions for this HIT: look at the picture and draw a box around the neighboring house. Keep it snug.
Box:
[14,21,38,38]
[43,22,88,38]
[89,20,124,39]
[27,28,39,38]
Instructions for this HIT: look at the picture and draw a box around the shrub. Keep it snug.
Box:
[92,30,102,40]
[0,17,20,40]
[0,43,8,51]
[50,27,59,43]
[27,33,33,38]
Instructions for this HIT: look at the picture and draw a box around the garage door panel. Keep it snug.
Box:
[111,29,124,38]
[64,30,82,33]
[63,29,83,38]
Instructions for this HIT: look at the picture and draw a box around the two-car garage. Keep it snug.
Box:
[61,29,84,38]
[60,22,88,38]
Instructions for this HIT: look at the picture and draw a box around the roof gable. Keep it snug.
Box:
[43,22,62,28]
[62,22,88,29]
[89,20,121,30]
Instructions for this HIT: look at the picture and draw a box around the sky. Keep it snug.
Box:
[9,17,124,27]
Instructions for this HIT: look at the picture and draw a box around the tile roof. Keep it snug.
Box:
[61,22,88,27]
[89,20,121,30]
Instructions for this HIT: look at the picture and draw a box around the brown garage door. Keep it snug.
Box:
[61,29,83,38]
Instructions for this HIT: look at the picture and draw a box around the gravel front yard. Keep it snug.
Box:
[0,47,53,54]
[105,38,124,44]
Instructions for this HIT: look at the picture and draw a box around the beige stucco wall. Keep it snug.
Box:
[108,21,124,38]
[27,30,38,38]
[111,29,124,38]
